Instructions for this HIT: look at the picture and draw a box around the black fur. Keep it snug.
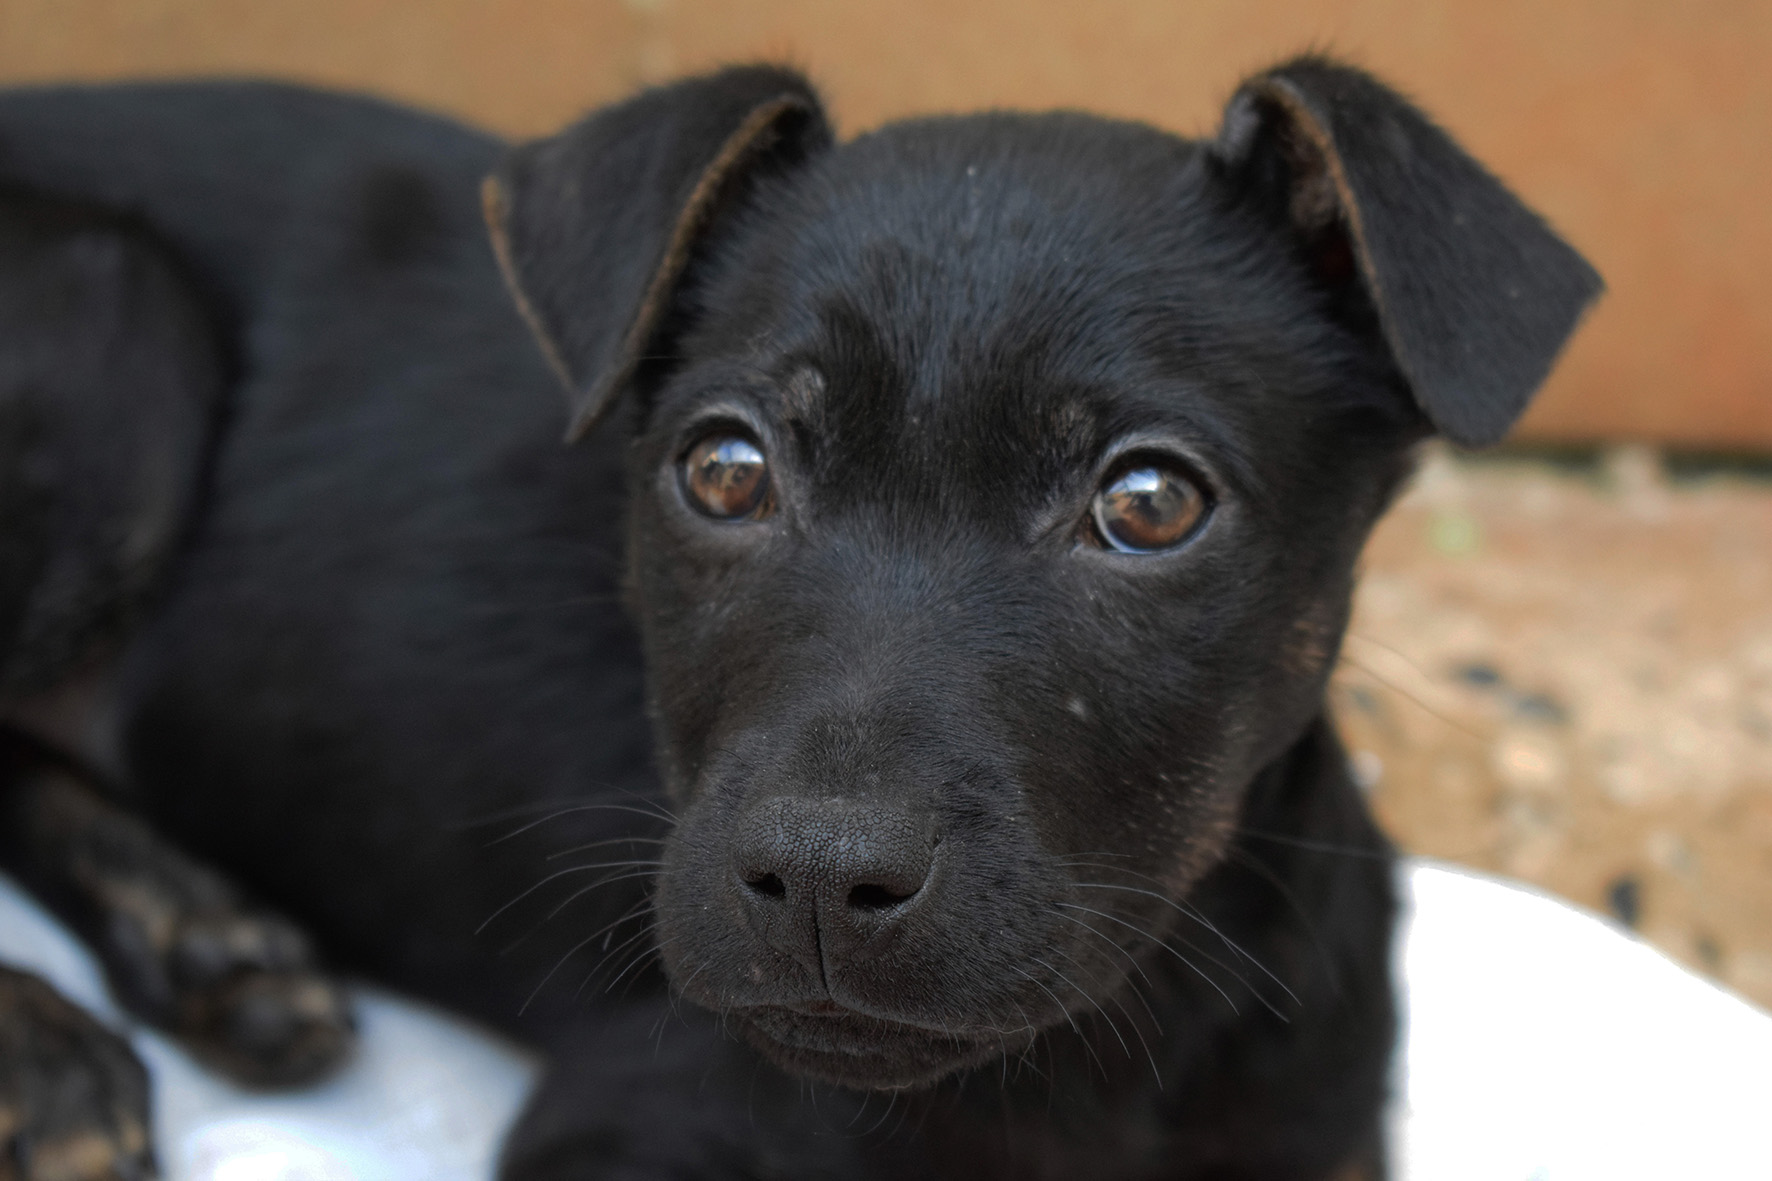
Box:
[0,192,221,698]
[0,57,1598,1179]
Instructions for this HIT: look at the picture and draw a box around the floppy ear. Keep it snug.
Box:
[484,66,831,441]
[1212,56,1602,447]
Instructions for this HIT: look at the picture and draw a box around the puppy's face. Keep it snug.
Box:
[629,116,1416,1089]
[488,60,1598,1092]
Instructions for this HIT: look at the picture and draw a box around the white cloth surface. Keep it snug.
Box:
[1392,863,1772,1180]
[3,860,1769,1180]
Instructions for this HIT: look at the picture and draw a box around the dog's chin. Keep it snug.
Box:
[733,1006,1011,1091]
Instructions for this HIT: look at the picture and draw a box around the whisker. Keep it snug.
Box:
[1014,965,1106,1081]
[1055,902,1239,1016]
[613,945,671,1003]
[1072,897,1289,1021]
[544,835,667,860]
[486,800,677,846]
[885,1084,918,1143]
[559,927,668,1012]
[1032,953,1130,1064]
[1055,851,1138,865]
[599,935,678,999]
[498,887,651,956]
[859,1090,900,1139]
[1049,943,1134,1063]
[519,918,655,1015]
[477,861,656,934]
[1073,881,1299,1009]
[665,962,711,1025]
[1055,944,1161,1087]
[1053,911,1163,1035]
[578,923,660,998]
[846,1089,873,1131]
[1223,846,1341,995]
[1064,840,1377,1021]
[1058,900,1193,1020]
[592,896,655,949]
[1057,858,1160,879]
[1231,827,1391,859]
[542,865,663,921]
[450,790,678,831]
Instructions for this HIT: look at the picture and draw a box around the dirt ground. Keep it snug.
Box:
[1338,443,1772,1011]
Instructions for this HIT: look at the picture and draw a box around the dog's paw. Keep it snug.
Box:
[0,965,156,1181]
[128,907,355,1088]
[4,759,356,1090]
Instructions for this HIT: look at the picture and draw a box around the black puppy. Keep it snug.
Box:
[0,57,1598,1179]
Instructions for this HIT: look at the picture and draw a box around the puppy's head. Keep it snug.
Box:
[487,59,1599,1090]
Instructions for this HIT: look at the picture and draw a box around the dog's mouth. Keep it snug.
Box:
[733,1003,1015,1090]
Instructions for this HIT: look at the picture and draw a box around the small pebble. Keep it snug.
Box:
[1605,874,1642,929]
[1492,730,1565,792]
[1644,830,1698,878]
[1512,692,1569,725]
[1454,662,1503,688]
[1350,750,1383,792]
[1428,512,1482,556]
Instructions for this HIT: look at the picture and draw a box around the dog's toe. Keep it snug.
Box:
[166,916,354,1087]
[0,965,158,1181]
[185,968,355,1087]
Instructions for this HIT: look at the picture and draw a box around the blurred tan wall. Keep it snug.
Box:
[2,0,1768,448]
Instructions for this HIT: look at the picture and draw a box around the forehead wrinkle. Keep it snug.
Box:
[776,363,825,422]
[782,160,1186,402]
[794,243,1290,528]
[793,243,1169,527]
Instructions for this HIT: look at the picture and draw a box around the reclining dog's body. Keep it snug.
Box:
[0,60,1597,1179]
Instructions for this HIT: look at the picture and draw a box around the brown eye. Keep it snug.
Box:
[683,433,771,519]
[1091,461,1208,553]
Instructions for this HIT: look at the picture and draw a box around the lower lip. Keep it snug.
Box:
[737,1006,994,1084]
[745,1006,926,1054]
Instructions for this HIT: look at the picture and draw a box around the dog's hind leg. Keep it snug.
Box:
[0,187,217,1180]
[0,191,350,1131]
[0,191,220,716]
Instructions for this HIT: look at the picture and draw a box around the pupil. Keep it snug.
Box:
[1119,472,1165,522]
[687,435,767,517]
[1097,464,1200,551]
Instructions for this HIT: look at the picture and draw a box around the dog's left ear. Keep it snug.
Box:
[1212,56,1602,446]
[484,66,831,441]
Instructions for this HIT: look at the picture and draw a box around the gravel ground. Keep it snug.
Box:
[1339,444,1772,1011]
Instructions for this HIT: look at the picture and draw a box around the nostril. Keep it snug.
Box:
[744,872,787,899]
[846,881,919,911]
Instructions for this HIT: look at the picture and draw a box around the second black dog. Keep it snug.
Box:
[0,56,1598,1179]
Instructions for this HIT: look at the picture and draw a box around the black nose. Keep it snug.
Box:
[734,796,937,977]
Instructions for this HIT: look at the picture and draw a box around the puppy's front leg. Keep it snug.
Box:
[501,1002,904,1181]
[0,743,353,1088]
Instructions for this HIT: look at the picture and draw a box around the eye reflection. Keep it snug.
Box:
[682,434,771,520]
[1091,462,1207,552]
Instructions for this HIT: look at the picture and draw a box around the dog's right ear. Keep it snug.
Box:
[484,66,830,441]
[1211,57,1602,447]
